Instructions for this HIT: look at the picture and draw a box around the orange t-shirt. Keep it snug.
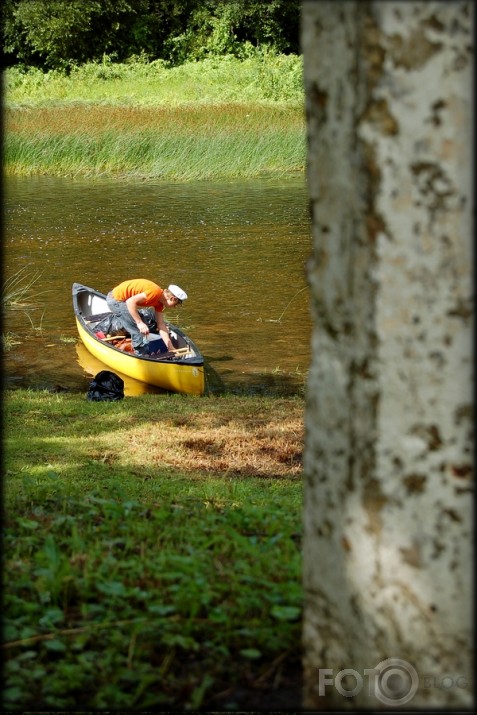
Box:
[112,279,164,312]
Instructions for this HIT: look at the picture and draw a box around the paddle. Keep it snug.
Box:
[157,347,192,358]
[99,335,129,342]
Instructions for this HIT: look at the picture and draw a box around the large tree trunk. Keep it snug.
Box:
[301,1,473,709]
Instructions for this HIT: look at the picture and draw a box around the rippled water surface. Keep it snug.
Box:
[4,175,312,395]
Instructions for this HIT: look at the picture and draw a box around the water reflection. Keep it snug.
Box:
[4,175,312,395]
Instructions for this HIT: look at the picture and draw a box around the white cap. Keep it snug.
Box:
[168,284,188,302]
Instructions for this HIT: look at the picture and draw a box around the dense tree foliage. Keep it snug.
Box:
[2,0,301,71]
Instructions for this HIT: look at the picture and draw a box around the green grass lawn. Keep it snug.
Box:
[3,388,304,710]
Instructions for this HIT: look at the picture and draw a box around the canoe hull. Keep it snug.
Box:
[73,284,205,396]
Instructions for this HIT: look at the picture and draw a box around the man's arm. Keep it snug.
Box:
[155,311,175,351]
[125,293,149,334]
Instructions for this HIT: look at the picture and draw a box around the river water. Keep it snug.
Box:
[3,175,312,396]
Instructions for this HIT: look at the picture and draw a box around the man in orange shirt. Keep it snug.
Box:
[106,278,187,355]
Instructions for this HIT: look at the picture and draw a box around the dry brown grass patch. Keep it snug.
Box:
[104,400,304,478]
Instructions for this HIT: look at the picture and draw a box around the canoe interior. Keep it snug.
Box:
[73,283,203,366]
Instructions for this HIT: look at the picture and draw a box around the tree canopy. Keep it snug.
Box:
[2,0,301,71]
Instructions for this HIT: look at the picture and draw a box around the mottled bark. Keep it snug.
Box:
[301,1,473,708]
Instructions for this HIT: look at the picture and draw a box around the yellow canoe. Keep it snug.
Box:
[73,283,205,396]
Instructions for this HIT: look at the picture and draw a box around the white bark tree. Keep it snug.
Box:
[301,1,473,709]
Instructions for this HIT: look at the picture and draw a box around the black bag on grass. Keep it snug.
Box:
[87,371,124,401]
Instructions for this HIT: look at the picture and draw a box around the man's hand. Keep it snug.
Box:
[136,320,150,336]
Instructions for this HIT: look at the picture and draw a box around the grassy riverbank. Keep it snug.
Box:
[3,55,305,181]
[3,388,304,710]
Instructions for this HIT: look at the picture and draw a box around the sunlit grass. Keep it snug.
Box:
[4,54,304,108]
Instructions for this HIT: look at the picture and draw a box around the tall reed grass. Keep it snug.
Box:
[2,266,45,309]
[4,55,305,180]
[2,267,48,350]
[5,103,305,180]
[4,104,305,180]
